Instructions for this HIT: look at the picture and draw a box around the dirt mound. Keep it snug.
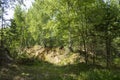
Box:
[23,45,84,65]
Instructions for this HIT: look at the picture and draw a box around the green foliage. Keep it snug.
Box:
[78,69,120,80]
[1,0,120,69]
[1,0,120,79]
[15,51,39,65]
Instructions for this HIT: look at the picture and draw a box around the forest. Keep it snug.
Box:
[0,0,120,80]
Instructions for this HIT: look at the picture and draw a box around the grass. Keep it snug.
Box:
[0,61,77,80]
[0,60,120,80]
[78,69,120,80]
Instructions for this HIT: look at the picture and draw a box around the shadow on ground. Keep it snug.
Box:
[0,61,120,80]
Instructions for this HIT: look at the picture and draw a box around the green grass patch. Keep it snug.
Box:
[0,61,120,80]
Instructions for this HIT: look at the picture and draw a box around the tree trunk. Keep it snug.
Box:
[92,45,96,65]
[106,36,111,68]
[83,37,88,64]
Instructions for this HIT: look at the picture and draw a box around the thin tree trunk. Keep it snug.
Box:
[84,6,88,64]
[106,36,111,68]
[83,36,88,64]
[80,15,88,64]
[1,3,4,47]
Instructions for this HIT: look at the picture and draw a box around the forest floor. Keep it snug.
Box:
[0,61,120,80]
[0,61,88,80]
[0,45,120,80]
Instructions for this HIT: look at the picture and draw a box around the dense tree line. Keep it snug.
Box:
[1,0,120,67]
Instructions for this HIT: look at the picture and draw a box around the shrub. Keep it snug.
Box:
[78,69,120,80]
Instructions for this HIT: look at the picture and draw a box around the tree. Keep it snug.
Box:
[0,0,27,63]
[87,0,120,67]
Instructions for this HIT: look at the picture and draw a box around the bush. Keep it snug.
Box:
[78,69,120,80]
[15,52,40,65]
